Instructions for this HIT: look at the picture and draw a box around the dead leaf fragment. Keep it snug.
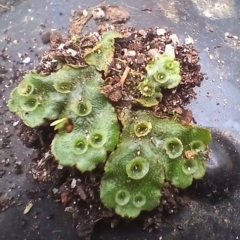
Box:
[23,202,33,214]
[184,150,195,159]
[104,5,130,23]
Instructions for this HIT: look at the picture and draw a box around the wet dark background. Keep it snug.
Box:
[0,0,240,239]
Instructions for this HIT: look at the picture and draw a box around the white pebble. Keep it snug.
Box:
[83,9,88,17]
[57,43,65,50]
[185,36,194,45]
[124,50,136,57]
[57,164,63,169]
[209,54,214,59]
[22,57,30,64]
[71,178,77,188]
[92,8,105,20]
[156,28,166,36]
[66,48,77,57]
[224,32,230,38]
[169,34,179,45]
[165,44,175,58]
[13,121,19,127]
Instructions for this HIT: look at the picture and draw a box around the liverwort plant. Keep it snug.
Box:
[9,65,120,172]
[138,53,181,107]
[8,30,211,218]
[100,110,211,217]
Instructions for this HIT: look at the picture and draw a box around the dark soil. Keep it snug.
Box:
[3,5,207,240]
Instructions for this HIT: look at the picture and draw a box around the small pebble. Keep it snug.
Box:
[83,9,88,17]
[209,54,214,59]
[156,28,166,36]
[66,48,77,57]
[22,57,31,64]
[128,50,136,57]
[185,36,194,45]
[13,121,19,127]
[92,8,105,20]
[41,32,51,44]
[116,63,121,69]
[169,34,179,45]
[165,44,175,58]
[139,29,147,36]
[57,164,63,169]
[23,202,33,214]
[136,53,145,64]
[148,49,160,59]
[71,178,77,188]
[224,32,230,38]
[57,43,65,50]
[52,188,58,194]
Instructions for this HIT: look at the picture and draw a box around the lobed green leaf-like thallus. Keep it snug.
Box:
[8,65,120,172]
[100,110,211,218]
[138,53,182,107]
[84,31,122,73]
[8,31,212,219]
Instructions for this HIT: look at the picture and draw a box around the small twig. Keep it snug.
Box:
[0,4,10,9]
[94,216,103,223]
[115,58,127,64]
[130,69,144,77]
[110,68,122,73]
[120,66,130,86]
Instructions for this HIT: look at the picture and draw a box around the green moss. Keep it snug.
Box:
[8,67,75,127]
